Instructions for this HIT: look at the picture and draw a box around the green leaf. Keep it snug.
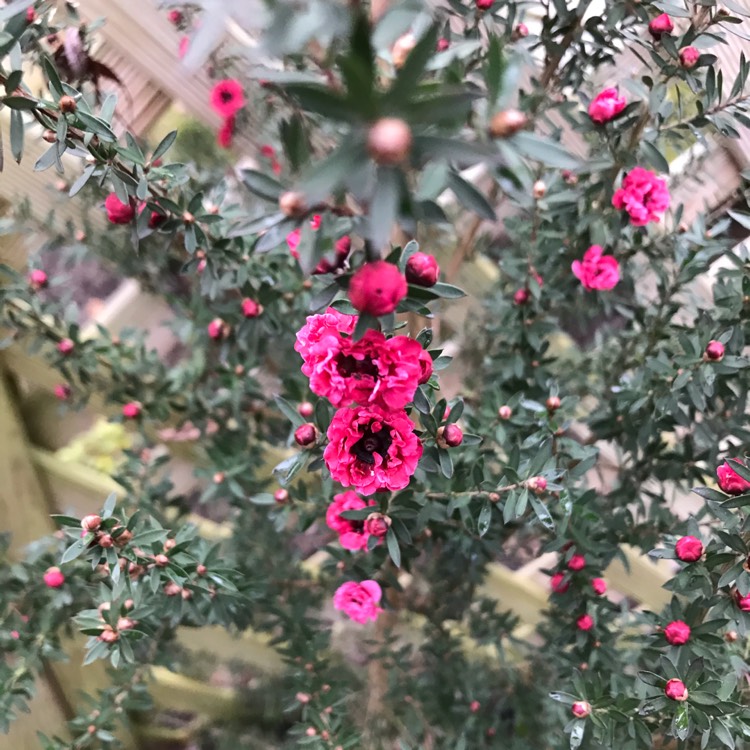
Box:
[102,492,117,518]
[299,138,368,202]
[249,492,276,505]
[129,529,169,547]
[549,692,577,705]
[50,515,82,528]
[529,494,555,531]
[151,130,177,162]
[9,109,23,163]
[477,499,492,537]
[386,527,401,567]
[712,720,736,749]
[283,84,357,121]
[369,166,402,248]
[431,282,466,299]
[2,96,39,111]
[75,112,117,142]
[569,722,585,750]
[353,313,379,342]
[638,671,665,687]
[486,35,504,107]
[34,144,61,172]
[240,169,284,202]
[273,452,308,486]
[727,459,750,484]
[692,486,727,503]
[447,171,496,220]
[641,140,670,174]
[511,132,580,169]
[385,26,439,107]
[438,448,453,478]
[61,533,94,564]
[274,395,305,428]
[403,89,478,124]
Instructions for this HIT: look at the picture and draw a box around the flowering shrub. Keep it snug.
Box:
[2,1,750,749]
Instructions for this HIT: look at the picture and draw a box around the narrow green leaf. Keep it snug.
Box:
[151,130,177,162]
[511,131,580,169]
[61,533,94,564]
[239,168,284,202]
[386,528,401,567]
[274,395,305,428]
[447,171,496,220]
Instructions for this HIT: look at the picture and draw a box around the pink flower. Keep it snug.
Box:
[550,572,569,594]
[295,307,356,361]
[735,590,750,612]
[295,313,422,409]
[105,193,135,224]
[405,252,440,287]
[417,349,433,385]
[43,566,65,588]
[475,0,493,9]
[54,383,71,400]
[664,620,691,645]
[122,401,142,419]
[326,491,377,551]
[333,580,383,624]
[217,116,235,149]
[178,36,190,60]
[348,261,407,317]
[568,554,586,571]
[649,13,674,38]
[572,246,620,291]
[210,79,245,118]
[717,460,750,495]
[675,535,703,562]
[25,6,35,22]
[576,614,594,631]
[664,679,688,701]
[612,167,670,226]
[680,46,700,68]
[588,88,627,124]
[286,215,321,259]
[324,404,423,495]
[591,578,607,595]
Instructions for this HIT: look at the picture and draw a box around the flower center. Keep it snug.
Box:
[335,352,379,380]
[220,90,234,103]
[352,423,392,466]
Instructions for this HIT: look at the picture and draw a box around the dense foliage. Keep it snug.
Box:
[3,0,750,748]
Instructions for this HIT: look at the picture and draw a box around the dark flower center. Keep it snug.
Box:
[352,423,392,466]
[220,90,234,103]
[335,352,379,380]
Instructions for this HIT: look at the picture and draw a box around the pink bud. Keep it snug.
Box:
[664,620,691,645]
[294,422,318,447]
[29,269,48,289]
[81,515,102,532]
[470,700,480,713]
[591,578,607,596]
[675,535,703,562]
[364,512,391,538]
[527,476,547,494]
[705,340,725,361]
[576,614,594,631]
[498,405,512,420]
[43,566,65,588]
[116,617,135,631]
[437,424,463,449]
[571,701,591,718]
[405,252,440,287]
[298,401,314,419]
[54,384,71,400]
[241,298,262,318]
[664,678,688,701]
[679,46,700,69]
[649,13,674,38]
[550,572,569,594]
[98,627,119,643]
[57,338,74,355]
[122,402,142,419]
[513,288,530,305]
[274,488,289,504]
[436,38,450,52]
[568,554,586,571]
[207,318,228,340]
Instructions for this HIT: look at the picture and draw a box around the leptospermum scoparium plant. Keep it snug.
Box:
[2,0,750,748]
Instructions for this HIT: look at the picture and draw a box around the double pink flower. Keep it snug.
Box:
[572,246,620,291]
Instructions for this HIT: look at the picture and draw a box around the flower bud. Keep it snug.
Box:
[591,578,607,595]
[294,422,318,447]
[29,269,48,289]
[470,700,480,713]
[349,261,407,316]
[274,488,289,504]
[298,401,314,419]
[546,395,561,411]
[550,572,569,593]
[181,588,192,600]
[568,554,586,571]
[532,180,546,199]
[59,95,77,113]
[648,13,674,39]
[664,678,688,701]
[704,340,725,362]
[576,614,594,631]
[122,402,141,419]
[43,566,65,588]
[164,581,181,596]
[98,627,119,643]
[57,338,74,355]
[488,109,528,139]
[475,0,493,9]
[571,701,591,718]
[279,191,308,218]
[241,298,263,318]
[562,169,578,185]
[513,288,530,305]
[54,383,71,400]
[675,535,703,562]
[364,512,391,538]
[664,620,691,645]
[527,476,547,494]
[417,349,433,385]
[81,514,102,532]
[514,23,529,39]
[154,554,169,567]
[498,405,512,420]
[725,630,738,642]
[26,6,36,22]
[208,318,230,340]
[114,528,132,546]
[735,589,750,612]
[437,424,463,449]
[436,38,450,52]
[405,252,440,287]
[679,46,700,69]
[116,617,135,631]
[196,564,207,576]
[98,534,114,548]
[367,118,413,166]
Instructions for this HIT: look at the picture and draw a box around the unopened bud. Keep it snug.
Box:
[294,422,318,447]
[59,95,76,113]
[546,396,561,412]
[279,191,307,218]
[274,488,289,504]
[436,424,463,449]
[81,514,102,532]
[367,118,413,166]
[488,109,528,139]
[498,405,512,420]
